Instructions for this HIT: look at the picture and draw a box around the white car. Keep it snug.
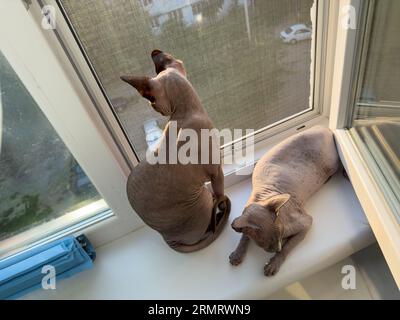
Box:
[280,24,312,44]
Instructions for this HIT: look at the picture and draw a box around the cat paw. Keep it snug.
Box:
[229,251,244,266]
[264,257,284,277]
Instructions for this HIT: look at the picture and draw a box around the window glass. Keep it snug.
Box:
[60,0,315,160]
[358,1,400,105]
[0,51,104,243]
[350,0,400,218]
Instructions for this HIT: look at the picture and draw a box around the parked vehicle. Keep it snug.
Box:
[280,23,312,44]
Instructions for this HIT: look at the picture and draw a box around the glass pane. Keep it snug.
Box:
[350,0,400,218]
[0,51,104,243]
[359,0,400,105]
[60,0,315,160]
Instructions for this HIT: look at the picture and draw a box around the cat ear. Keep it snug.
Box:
[120,75,158,103]
[259,194,291,216]
[231,216,260,233]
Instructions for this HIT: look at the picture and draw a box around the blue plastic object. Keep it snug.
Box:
[0,235,95,299]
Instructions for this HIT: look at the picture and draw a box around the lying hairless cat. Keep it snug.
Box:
[121,50,230,252]
[229,126,339,276]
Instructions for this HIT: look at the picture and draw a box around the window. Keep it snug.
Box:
[0,1,140,257]
[59,0,318,161]
[329,0,400,286]
[348,0,400,219]
[0,0,327,257]
[0,51,105,254]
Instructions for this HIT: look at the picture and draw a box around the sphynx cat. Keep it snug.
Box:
[121,50,230,252]
[229,126,339,276]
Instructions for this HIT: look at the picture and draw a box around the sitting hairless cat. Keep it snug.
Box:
[121,50,230,252]
[229,126,339,276]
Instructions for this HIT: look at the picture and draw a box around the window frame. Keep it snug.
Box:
[0,0,143,258]
[0,0,338,257]
[49,0,330,167]
[223,0,339,184]
[329,0,400,288]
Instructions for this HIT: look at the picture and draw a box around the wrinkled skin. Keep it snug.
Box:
[121,50,230,252]
[229,126,339,276]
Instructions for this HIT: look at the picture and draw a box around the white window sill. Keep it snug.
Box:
[22,172,374,299]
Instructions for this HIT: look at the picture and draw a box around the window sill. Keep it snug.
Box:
[22,172,374,299]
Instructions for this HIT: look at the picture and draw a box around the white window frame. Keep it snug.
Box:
[54,0,329,155]
[329,0,400,287]
[0,0,340,257]
[45,0,336,182]
[224,0,339,186]
[0,0,143,258]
